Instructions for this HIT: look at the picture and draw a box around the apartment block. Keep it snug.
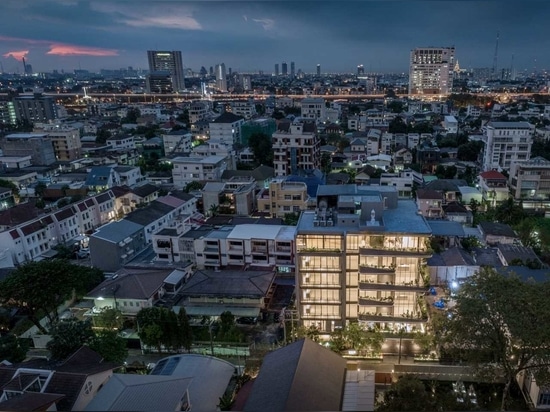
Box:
[162,130,192,155]
[509,156,550,200]
[257,177,309,218]
[33,123,82,161]
[171,155,229,188]
[272,119,321,177]
[300,98,326,122]
[483,121,533,171]
[409,47,455,95]
[296,185,432,335]
[0,133,56,165]
[209,112,244,145]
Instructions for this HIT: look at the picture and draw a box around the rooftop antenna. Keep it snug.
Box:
[492,31,499,80]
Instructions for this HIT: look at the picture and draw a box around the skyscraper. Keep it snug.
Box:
[316,64,321,76]
[147,50,185,92]
[357,64,365,76]
[275,64,279,76]
[290,61,295,78]
[409,47,455,95]
[215,63,227,92]
[282,61,288,76]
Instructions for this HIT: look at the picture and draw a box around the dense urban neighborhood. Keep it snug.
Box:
[0,43,550,411]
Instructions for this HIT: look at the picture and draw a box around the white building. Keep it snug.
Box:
[272,119,321,177]
[171,155,229,188]
[162,130,192,155]
[106,135,135,151]
[189,101,212,124]
[482,121,533,171]
[208,112,244,145]
[300,98,326,123]
[443,116,458,134]
[409,47,455,95]
[230,100,257,119]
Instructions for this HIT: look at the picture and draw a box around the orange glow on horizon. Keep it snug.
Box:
[2,50,29,61]
[47,44,118,56]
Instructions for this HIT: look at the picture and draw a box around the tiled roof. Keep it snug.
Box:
[53,207,74,222]
[94,191,114,204]
[416,189,442,200]
[181,269,275,298]
[479,170,507,180]
[124,201,174,226]
[86,268,173,300]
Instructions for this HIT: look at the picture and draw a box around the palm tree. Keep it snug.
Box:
[208,204,219,217]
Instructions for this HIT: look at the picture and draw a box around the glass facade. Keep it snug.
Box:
[297,232,430,334]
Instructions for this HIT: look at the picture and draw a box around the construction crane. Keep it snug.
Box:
[492,31,499,80]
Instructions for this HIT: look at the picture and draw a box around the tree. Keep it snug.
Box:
[0,260,103,333]
[96,129,111,144]
[283,212,300,226]
[89,329,128,363]
[95,307,123,330]
[0,335,29,363]
[185,181,204,193]
[388,117,408,133]
[34,182,47,198]
[177,307,193,352]
[0,179,19,198]
[329,322,383,355]
[294,325,321,342]
[248,132,273,166]
[377,375,434,412]
[442,267,550,411]
[47,319,94,360]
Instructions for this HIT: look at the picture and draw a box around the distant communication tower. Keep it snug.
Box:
[492,31,499,80]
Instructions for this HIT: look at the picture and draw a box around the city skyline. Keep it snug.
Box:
[1,0,550,74]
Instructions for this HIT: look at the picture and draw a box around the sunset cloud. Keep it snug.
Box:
[46,44,118,56]
[2,50,29,61]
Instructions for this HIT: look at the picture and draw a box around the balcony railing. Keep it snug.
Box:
[358,282,427,292]
[358,297,394,306]
[359,248,431,258]
[359,266,395,274]
[297,247,342,254]
[358,313,427,323]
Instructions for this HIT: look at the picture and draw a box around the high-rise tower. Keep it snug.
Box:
[215,63,227,92]
[282,61,288,76]
[290,61,295,78]
[408,47,455,95]
[275,64,279,76]
[147,50,185,91]
[316,64,321,76]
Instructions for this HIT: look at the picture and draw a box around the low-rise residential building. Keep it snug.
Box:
[208,112,244,146]
[177,268,276,318]
[191,140,235,169]
[300,97,326,123]
[257,177,309,218]
[89,219,146,272]
[379,169,422,198]
[85,267,181,315]
[162,130,192,155]
[171,155,229,188]
[427,247,479,286]
[482,121,533,171]
[34,123,82,161]
[106,134,136,151]
[478,170,509,206]
[478,221,517,246]
[509,156,550,200]
[416,189,443,218]
[230,99,257,119]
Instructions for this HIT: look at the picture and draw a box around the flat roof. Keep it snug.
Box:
[428,220,466,237]
[91,219,143,243]
[5,133,49,139]
[228,224,295,241]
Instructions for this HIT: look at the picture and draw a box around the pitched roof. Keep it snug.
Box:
[0,392,65,411]
[131,184,159,198]
[167,190,195,202]
[124,201,174,226]
[0,201,43,227]
[416,189,442,200]
[83,374,193,412]
[478,221,517,238]
[443,201,469,214]
[85,166,114,187]
[86,268,173,300]
[211,112,244,123]
[480,170,507,180]
[244,338,346,412]
[181,269,275,298]
[91,219,143,243]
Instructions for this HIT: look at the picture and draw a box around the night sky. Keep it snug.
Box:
[1,0,549,74]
